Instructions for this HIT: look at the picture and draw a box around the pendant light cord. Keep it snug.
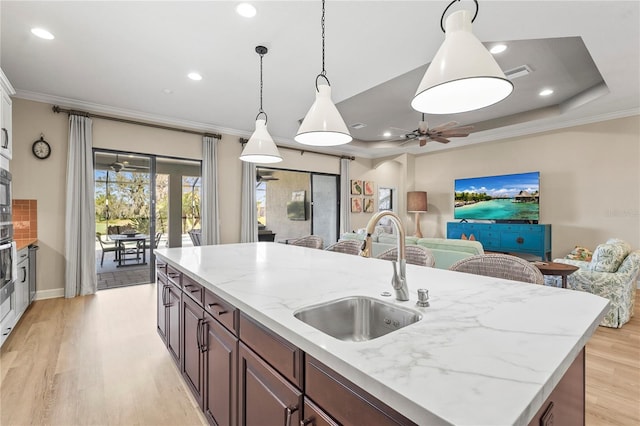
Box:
[255,46,268,123]
[321,0,326,76]
[316,0,331,90]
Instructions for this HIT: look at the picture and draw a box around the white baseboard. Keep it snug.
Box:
[35,288,64,300]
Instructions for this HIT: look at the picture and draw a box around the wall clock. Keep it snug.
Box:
[32,135,51,160]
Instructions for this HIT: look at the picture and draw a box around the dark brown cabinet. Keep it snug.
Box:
[238,342,302,426]
[305,355,416,426]
[166,282,182,364]
[183,295,205,407]
[157,261,181,366]
[203,310,238,426]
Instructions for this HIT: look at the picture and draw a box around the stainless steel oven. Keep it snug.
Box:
[0,168,11,218]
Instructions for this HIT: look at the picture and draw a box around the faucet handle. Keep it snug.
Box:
[417,288,430,307]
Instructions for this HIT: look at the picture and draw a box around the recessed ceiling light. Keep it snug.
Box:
[236,3,257,18]
[539,88,554,97]
[383,131,392,137]
[188,72,202,81]
[31,28,55,40]
[490,44,507,54]
[162,88,173,94]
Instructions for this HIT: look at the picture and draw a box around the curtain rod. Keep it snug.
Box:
[239,138,354,160]
[52,105,222,139]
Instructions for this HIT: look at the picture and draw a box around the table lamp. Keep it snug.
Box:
[407,191,428,238]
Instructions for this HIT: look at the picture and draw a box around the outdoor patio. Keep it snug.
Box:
[96,234,193,290]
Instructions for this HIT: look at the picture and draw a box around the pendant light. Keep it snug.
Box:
[411,0,513,114]
[295,0,352,146]
[240,45,283,164]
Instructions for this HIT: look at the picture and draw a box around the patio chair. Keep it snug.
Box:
[96,232,120,267]
[449,253,544,284]
[377,245,435,267]
[324,240,363,256]
[188,229,202,246]
[288,235,324,249]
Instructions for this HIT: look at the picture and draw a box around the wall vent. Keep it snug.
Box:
[350,122,367,129]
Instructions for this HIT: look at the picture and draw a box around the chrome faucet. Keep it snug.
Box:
[361,211,409,301]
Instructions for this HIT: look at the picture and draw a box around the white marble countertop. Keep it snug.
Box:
[155,243,608,426]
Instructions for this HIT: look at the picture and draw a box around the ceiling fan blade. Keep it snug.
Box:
[441,132,471,138]
[431,121,459,132]
[430,136,451,144]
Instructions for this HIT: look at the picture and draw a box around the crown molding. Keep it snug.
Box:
[0,69,16,95]
[13,90,252,139]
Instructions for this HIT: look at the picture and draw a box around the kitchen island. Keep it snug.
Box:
[155,242,608,425]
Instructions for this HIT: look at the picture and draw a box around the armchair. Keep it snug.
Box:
[556,239,639,328]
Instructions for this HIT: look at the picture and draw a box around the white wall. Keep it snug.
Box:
[414,115,640,258]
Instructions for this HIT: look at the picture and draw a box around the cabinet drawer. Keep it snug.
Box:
[305,356,416,426]
[240,313,303,389]
[500,232,542,251]
[504,224,543,233]
[156,260,167,275]
[167,265,181,286]
[302,397,339,426]
[157,270,167,285]
[204,290,239,336]
[182,275,204,306]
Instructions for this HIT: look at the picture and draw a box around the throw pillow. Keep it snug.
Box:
[565,246,593,262]
[468,234,476,241]
[589,243,627,272]
[461,233,467,240]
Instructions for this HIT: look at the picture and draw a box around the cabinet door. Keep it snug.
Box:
[167,283,181,365]
[238,342,302,426]
[182,295,204,407]
[203,311,238,426]
[0,89,11,160]
[157,281,168,343]
[15,258,29,315]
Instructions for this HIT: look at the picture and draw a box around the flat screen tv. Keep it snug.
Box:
[454,171,540,222]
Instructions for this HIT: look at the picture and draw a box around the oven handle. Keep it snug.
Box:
[0,242,12,251]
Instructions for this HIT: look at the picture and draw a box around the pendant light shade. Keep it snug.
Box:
[240,45,282,163]
[295,84,352,146]
[240,119,282,163]
[295,0,352,146]
[411,9,513,114]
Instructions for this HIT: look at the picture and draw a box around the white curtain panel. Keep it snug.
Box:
[64,115,97,297]
[340,158,351,235]
[201,136,220,245]
[240,161,257,243]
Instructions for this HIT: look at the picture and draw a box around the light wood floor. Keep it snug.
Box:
[1,286,638,425]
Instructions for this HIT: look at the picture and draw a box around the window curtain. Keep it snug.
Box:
[340,158,351,235]
[240,161,257,243]
[64,115,97,297]
[201,136,220,245]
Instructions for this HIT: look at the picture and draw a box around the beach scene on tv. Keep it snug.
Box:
[454,172,540,221]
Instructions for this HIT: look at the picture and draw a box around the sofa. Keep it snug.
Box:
[340,232,484,269]
[555,238,639,328]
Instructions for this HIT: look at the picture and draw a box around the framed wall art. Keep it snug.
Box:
[364,181,374,196]
[351,180,362,195]
[351,197,362,213]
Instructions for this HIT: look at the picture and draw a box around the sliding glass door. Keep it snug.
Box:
[94,150,201,290]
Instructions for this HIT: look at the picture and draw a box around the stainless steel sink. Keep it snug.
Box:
[293,296,422,342]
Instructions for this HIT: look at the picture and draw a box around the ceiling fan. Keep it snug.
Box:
[109,155,149,173]
[256,169,279,183]
[380,115,474,147]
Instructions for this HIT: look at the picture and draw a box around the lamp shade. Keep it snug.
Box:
[295,85,352,146]
[411,10,513,114]
[407,191,428,212]
[239,119,283,164]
